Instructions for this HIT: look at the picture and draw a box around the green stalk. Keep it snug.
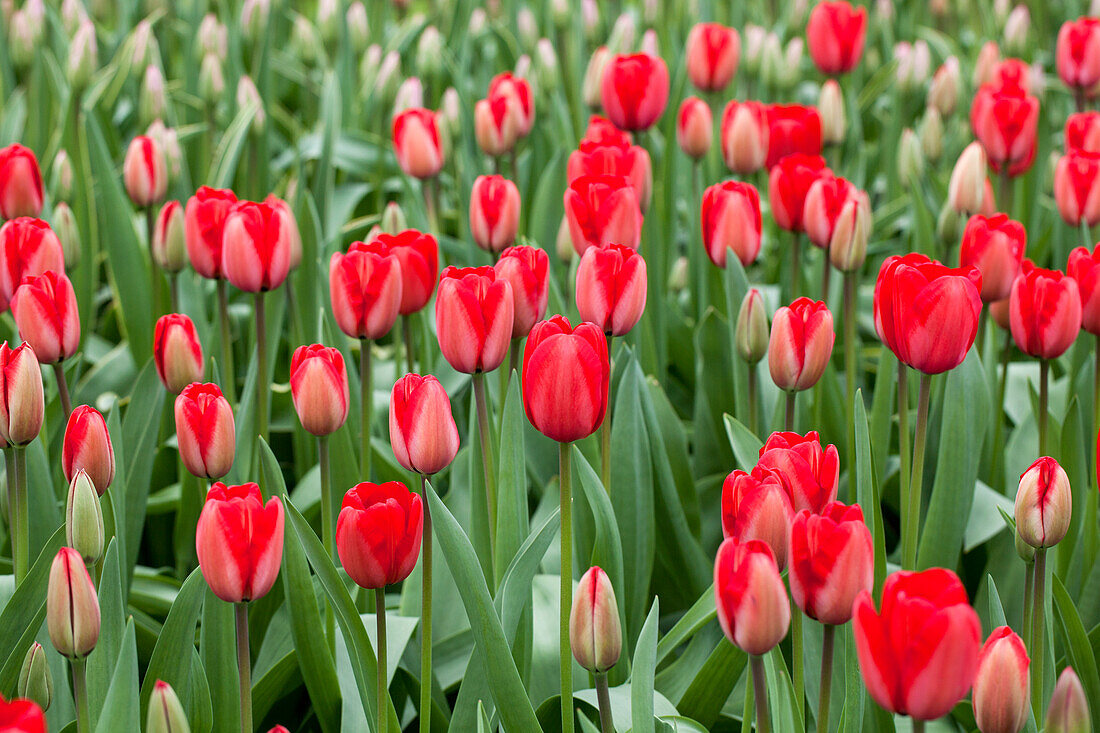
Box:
[472,373,497,571]
[419,474,433,733]
[1022,559,1034,646]
[72,658,90,733]
[217,280,237,403]
[897,364,911,546]
[790,232,802,301]
[741,663,755,733]
[11,447,27,585]
[560,441,574,733]
[992,332,1011,493]
[235,603,252,733]
[785,391,796,432]
[819,624,835,732]
[53,362,73,421]
[821,251,831,306]
[747,366,759,437]
[360,340,372,480]
[1039,359,1049,456]
[600,334,614,493]
[903,373,932,570]
[751,655,770,733]
[147,204,161,316]
[403,314,416,375]
[1031,548,1046,721]
[791,603,804,722]
[843,272,857,491]
[255,292,268,445]
[169,273,180,313]
[319,435,335,653]
[595,672,614,733]
[912,721,925,733]
[377,587,389,733]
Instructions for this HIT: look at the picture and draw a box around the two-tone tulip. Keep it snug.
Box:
[1014,456,1072,549]
[196,482,284,603]
[435,266,513,374]
[721,101,769,175]
[470,175,520,255]
[221,199,292,292]
[389,374,459,476]
[1009,263,1081,360]
[686,23,740,92]
[392,108,444,179]
[336,481,422,589]
[563,174,643,254]
[184,186,238,280]
[153,201,187,273]
[714,539,790,655]
[153,314,204,394]
[676,97,712,160]
[1068,244,1100,334]
[972,627,1030,733]
[569,566,622,673]
[330,240,403,340]
[959,214,1027,303]
[175,383,235,480]
[11,270,79,364]
[378,230,438,315]
[721,467,794,569]
[123,135,168,208]
[600,53,669,132]
[768,298,834,392]
[47,547,100,659]
[768,153,828,232]
[0,217,64,312]
[575,243,647,337]
[290,344,349,437]
[494,245,549,340]
[701,181,762,268]
[0,144,43,220]
[62,406,113,496]
[788,501,872,625]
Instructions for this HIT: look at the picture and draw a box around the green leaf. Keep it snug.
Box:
[0,527,65,692]
[199,587,240,733]
[122,361,166,591]
[723,414,764,471]
[210,102,260,188]
[632,599,660,733]
[86,540,124,723]
[139,568,206,722]
[655,586,715,666]
[854,390,887,595]
[1052,574,1100,729]
[494,376,529,585]
[495,508,561,643]
[93,620,140,733]
[675,640,746,728]
[571,447,625,634]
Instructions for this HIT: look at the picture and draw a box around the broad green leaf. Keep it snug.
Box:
[572,447,626,640]
[494,377,529,585]
[139,568,206,721]
[855,390,887,595]
[86,541,124,723]
[0,527,65,692]
[200,587,240,733]
[93,620,140,733]
[632,599,660,733]
[122,361,166,591]
[676,640,746,728]
[1053,575,1100,729]
[723,414,763,471]
[655,586,716,666]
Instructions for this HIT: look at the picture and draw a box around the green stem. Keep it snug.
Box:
[560,441,574,733]
[785,391,796,432]
[319,435,335,653]
[254,292,268,445]
[360,340,372,481]
[11,447,27,586]
[147,204,160,316]
[72,658,90,733]
[912,721,925,733]
[791,602,804,722]
[1022,559,1034,646]
[897,363,911,547]
[821,250,831,305]
[377,587,389,733]
[1031,548,1046,721]
[424,178,439,234]
[1039,359,1049,457]
[747,366,759,437]
[595,672,614,733]
[509,339,520,381]
[600,334,613,492]
[999,170,1013,218]
[790,232,802,301]
[992,332,1011,493]
[751,655,770,733]
[53,362,73,421]
[903,373,932,570]
[217,280,236,403]
[843,272,857,494]
[169,273,179,313]
[741,662,755,733]
[419,474,433,733]
[472,373,497,573]
[403,314,416,375]
[235,603,252,733]
[819,624,835,732]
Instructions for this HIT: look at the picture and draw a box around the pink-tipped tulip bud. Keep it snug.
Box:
[392,108,444,179]
[828,189,871,272]
[470,175,520,255]
[788,501,873,625]
[153,201,187,273]
[390,373,459,476]
[0,342,43,447]
[62,405,114,496]
[1046,667,1091,733]
[290,344,349,437]
[494,245,549,340]
[714,538,790,655]
[802,173,858,250]
[686,23,740,92]
[1014,456,1072,549]
[0,144,43,220]
[721,468,794,569]
[575,243,647,337]
[196,482,284,603]
[174,383,235,480]
[959,214,1027,303]
[948,142,988,215]
[701,180,762,268]
[123,136,168,208]
[0,218,64,312]
[676,97,713,160]
[53,203,80,270]
[435,266,514,374]
[329,240,403,341]
[736,289,769,364]
[972,626,1030,733]
[768,297,835,392]
[17,642,52,714]
[46,547,99,660]
[65,469,103,566]
[570,566,622,673]
[221,199,292,293]
[147,680,189,733]
[11,270,80,365]
[336,481,423,589]
[720,101,769,175]
[818,80,846,145]
[929,57,961,117]
[154,314,205,395]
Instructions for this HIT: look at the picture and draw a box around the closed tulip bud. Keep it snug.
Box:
[583,47,612,109]
[494,245,549,339]
[582,0,599,38]
[393,77,425,116]
[818,80,846,146]
[12,271,80,365]
[1067,112,1100,154]
[436,266,513,373]
[62,405,113,496]
[67,20,98,92]
[601,53,669,132]
[974,41,1002,87]
[607,13,636,55]
[47,547,99,659]
[555,216,573,263]
[829,191,872,272]
[639,30,659,59]
[769,298,834,392]
[317,0,339,47]
[196,482,284,603]
[221,199,292,292]
[123,136,168,209]
[267,727,290,733]
[329,241,402,341]
[1003,5,1029,54]
[380,201,406,235]
[741,24,766,73]
[1009,263,1081,360]
[65,469,103,565]
[199,53,225,107]
[152,201,186,273]
[721,468,794,567]
[61,0,87,35]
[686,23,740,92]
[789,502,873,625]
[470,175,520,254]
[714,539,790,655]
[701,180,762,268]
[523,316,609,442]
[759,34,782,87]
[1057,18,1100,93]
[52,202,80,270]
[768,153,828,232]
[972,626,1029,733]
[0,145,44,221]
[390,374,459,476]
[140,64,167,127]
[937,199,962,246]
[0,342,43,446]
[720,101,769,175]
[897,128,924,186]
[347,2,369,52]
[807,1,868,75]
[237,76,266,134]
[393,108,444,180]
[513,8,537,49]
[416,25,443,77]
[563,174,643,254]
[475,96,519,158]
[290,344,349,437]
[17,643,51,713]
[668,256,689,293]
[51,150,72,204]
[1015,456,1072,549]
[290,14,323,67]
[676,97,712,159]
[576,243,647,337]
[175,383,235,480]
[536,39,559,92]
[373,50,402,105]
[928,57,961,116]
[780,38,806,88]
[146,121,182,181]
[959,214,1026,303]
[337,481,422,589]
[736,289,769,363]
[147,680,190,733]
[154,314,204,394]
[1046,667,1091,733]
[949,143,988,215]
[918,109,944,162]
[439,86,462,136]
[468,8,487,37]
[198,13,227,60]
[241,0,270,45]
[8,10,35,70]
[570,566,622,673]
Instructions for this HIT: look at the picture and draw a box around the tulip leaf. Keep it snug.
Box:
[764,647,804,731]
[632,598,660,733]
[655,586,716,666]
[0,527,65,694]
[86,540,124,723]
[854,389,887,596]
[200,586,241,733]
[210,101,259,189]
[869,347,898,493]
[839,625,865,733]
[495,508,561,643]
[675,638,747,728]
[93,619,140,733]
[572,447,626,636]
[251,651,301,726]
[138,567,206,721]
[494,375,529,585]
[1052,574,1100,729]
[723,414,764,472]
[121,361,166,592]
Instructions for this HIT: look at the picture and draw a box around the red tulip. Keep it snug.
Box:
[62,405,114,496]
[721,467,795,569]
[174,382,235,480]
[768,298,835,392]
[475,94,520,157]
[768,153,828,232]
[153,200,187,273]
[686,23,740,92]
[0,217,63,311]
[0,144,43,220]
[1066,111,1100,153]
[435,266,513,374]
[757,430,840,514]
[1069,244,1100,334]
[1009,262,1082,360]
[959,214,1027,303]
[469,175,520,254]
[1057,17,1100,92]
[599,53,670,132]
[0,695,45,733]
[972,627,1030,733]
[721,100,769,174]
[1055,150,1100,227]
[184,186,238,280]
[563,174,643,255]
[522,315,609,443]
[852,568,981,721]
[196,482,284,603]
[873,253,983,374]
[389,373,459,476]
[336,481,423,589]
[154,313,205,394]
[0,341,43,447]
[265,194,302,271]
[713,538,790,656]
[11,270,79,364]
[329,240,403,340]
[221,199,292,292]
[765,105,823,170]
[579,116,633,148]
[488,72,534,138]
[676,97,712,160]
[46,546,100,659]
[701,180,762,268]
[377,230,438,315]
[392,108,444,179]
[806,1,868,75]
[123,135,168,207]
[1014,456,1072,549]
[290,344,349,437]
[494,245,549,339]
[567,125,652,212]
[788,501,872,625]
[575,243,647,337]
[801,173,861,250]
[970,84,1039,177]
[989,58,1032,95]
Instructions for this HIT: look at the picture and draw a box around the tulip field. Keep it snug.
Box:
[10,0,1100,732]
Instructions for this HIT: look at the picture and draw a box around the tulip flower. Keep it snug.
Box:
[676,97,712,160]
[686,23,740,91]
[1046,667,1090,733]
[65,469,104,566]
[959,214,1027,303]
[1015,456,1072,550]
[567,121,653,211]
[47,546,100,659]
[290,344,349,437]
[929,57,961,117]
[17,643,51,714]
[853,567,982,721]
[698,183,761,271]
[12,269,80,367]
[599,52,669,132]
[474,95,520,158]
[788,501,872,624]
[265,194,301,272]
[971,83,1039,177]
[805,1,868,75]
[153,314,204,395]
[389,374,459,477]
[1069,244,1100,335]
[972,627,1030,733]
[175,382,235,480]
[989,58,1031,95]
[62,405,114,496]
[221,199,292,294]
[575,243,647,337]
[768,297,834,395]
[469,175,520,254]
[334,480,423,588]
[184,186,238,281]
[818,79,846,145]
[1009,263,1082,361]
[0,695,45,733]
[147,680,190,733]
[1057,18,1100,99]
[494,245,550,340]
[757,430,840,513]
[392,108,444,179]
[563,174,643,255]
[1066,111,1100,153]
[765,105,823,170]
[435,266,514,375]
[330,240,403,343]
[801,174,855,250]
[196,482,284,603]
[123,135,168,208]
[948,142,990,215]
[0,144,43,220]
[153,200,187,275]
[0,341,43,451]
[0,217,64,312]
[488,72,534,138]
[721,101,769,175]
[1055,150,1100,227]
[569,566,622,674]
[769,153,828,233]
[377,229,438,317]
[721,467,795,569]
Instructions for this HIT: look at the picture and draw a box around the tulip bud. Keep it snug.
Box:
[237,76,266,135]
[381,201,407,235]
[468,8,487,37]
[582,0,599,38]
[140,64,167,127]
[147,680,190,733]
[769,298,835,391]
[974,41,1001,87]
[290,14,323,67]
[416,26,443,78]
[668,256,689,293]
[918,109,944,162]
[536,39,559,93]
[152,201,186,273]
[124,136,168,208]
[392,108,443,180]
[607,13,636,55]
[676,97,712,160]
[570,566,622,673]
[742,24,766,73]
[65,470,104,565]
[63,405,114,496]
[67,20,98,93]
[897,128,924,187]
[12,270,80,365]
[241,0,270,45]
[389,374,459,476]
[1003,5,1029,55]
[337,481,422,589]
[736,289,769,364]
[317,0,339,48]
[555,215,573,263]
[515,8,537,49]
[154,314,204,394]
[818,80,846,146]
[949,143,988,215]
[52,150,73,203]
[199,53,225,107]
[346,2,369,52]
[829,192,872,272]
[393,77,425,116]
[147,121,182,181]
[721,101,769,175]
[47,547,100,660]
[0,342,44,447]
[198,13,227,60]
[290,345,349,437]
[894,40,931,91]
[972,626,1029,733]
[61,0,87,36]
[759,34,783,87]
[582,46,611,109]
[1015,456,1071,549]
[1046,667,1090,733]
[928,57,961,116]
[937,199,962,244]
[8,10,35,70]
[53,202,81,269]
[640,29,659,58]
[17,643,52,713]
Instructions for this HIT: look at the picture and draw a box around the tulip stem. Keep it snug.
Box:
[147,204,160,315]
[911,721,925,733]
[319,435,336,653]
[1022,558,1034,645]
[423,178,439,234]
[595,672,614,733]
[600,334,614,493]
[790,232,802,301]
[10,447,27,585]
[1031,548,1046,721]
[897,363,911,554]
[741,663,755,733]
[254,292,268,445]
[903,373,932,570]
[843,272,857,491]
[821,253,831,306]
[560,441,574,733]
[785,391,796,432]
[235,603,252,733]
[747,366,759,436]
[376,587,389,733]
[403,314,416,375]
[419,474,433,733]
[818,624,835,733]
[791,601,804,722]
[72,657,90,733]
[992,332,1012,493]
[52,361,73,421]
[360,340,372,481]
[1039,359,1049,457]
[169,273,179,313]
[751,655,770,733]
[999,171,1013,219]
[472,373,497,572]
[217,280,236,404]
